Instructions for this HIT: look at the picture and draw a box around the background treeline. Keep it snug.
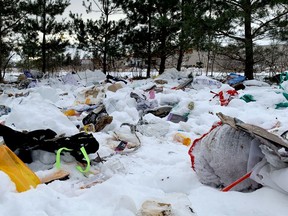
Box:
[1,0,288,82]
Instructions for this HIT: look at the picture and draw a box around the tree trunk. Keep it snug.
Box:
[176,0,185,72]
[0,38,3,82]
[177,46,184,71]
[159,24,167,74]
[103,48,107,74]
[206,50,210,76]
[159,55,166,74]
[146,9,152,78]
[244,1,254,80]
[42,1,47,74]
[103,12,109,74]
[211,52,216,76]
[159,42,166,74]
[0,16,3,82]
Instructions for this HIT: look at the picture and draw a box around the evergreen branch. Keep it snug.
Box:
[217,49,245,62]
[252,9,288,38]
[0,13,27,35]
[216,30,245,42]
[227,0,243,9]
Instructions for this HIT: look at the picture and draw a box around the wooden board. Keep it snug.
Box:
[175,78,194,90]
[40,170,70,184]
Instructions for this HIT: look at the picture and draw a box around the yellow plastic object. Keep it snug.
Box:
[174,133,191,146]
[64,109,77,116]
[0,145,41,192]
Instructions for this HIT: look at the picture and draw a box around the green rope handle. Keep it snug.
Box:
[76,147,91,173]
[56,147,73,169]
[56,147,91,173]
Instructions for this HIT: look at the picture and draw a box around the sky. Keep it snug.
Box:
[1,69,288,215]
[63,0,272,47]
[64,0,125,21]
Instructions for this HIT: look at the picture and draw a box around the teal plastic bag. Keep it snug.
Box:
[283,92,288,100]
[275,102,288,109]
[240,94,256,103]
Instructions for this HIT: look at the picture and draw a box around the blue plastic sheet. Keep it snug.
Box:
[227,73,246,85]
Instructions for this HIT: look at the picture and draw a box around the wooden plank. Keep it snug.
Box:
[40,170,70,184]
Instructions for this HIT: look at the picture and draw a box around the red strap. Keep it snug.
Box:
[210,90,238,106]
[221,171,252,192]
[188,121,222,170]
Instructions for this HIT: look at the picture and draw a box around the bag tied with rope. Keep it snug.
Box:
[189,112,288,192]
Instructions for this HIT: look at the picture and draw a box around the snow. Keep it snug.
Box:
[1,69,288,216]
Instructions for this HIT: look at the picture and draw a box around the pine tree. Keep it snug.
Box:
[71,50,82,71]
[20,0,70,74]
[115,0,180,76]
[0,0,26,82]
[115,0,158,77]
[153,0,180,74]
[206,0,288,79]
[70,0,122,74]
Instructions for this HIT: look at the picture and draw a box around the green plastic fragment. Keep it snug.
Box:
[240,94,256,103]
[55,147,91,173]
[76,147,91,173]
[275,102,288,109]
[283,92,288,100]
[56,147,73,169]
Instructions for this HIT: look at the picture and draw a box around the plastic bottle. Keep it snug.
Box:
[173,133,191,146]
[0,143,41,192]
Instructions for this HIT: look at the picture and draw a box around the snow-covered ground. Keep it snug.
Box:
[0,69,288,216]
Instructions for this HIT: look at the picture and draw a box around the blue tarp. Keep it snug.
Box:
[227,73,246,85]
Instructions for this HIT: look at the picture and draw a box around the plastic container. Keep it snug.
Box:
[0,144,41,192]
[174,133,191,146]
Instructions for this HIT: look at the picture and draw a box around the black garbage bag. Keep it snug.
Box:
[0,124,99,164]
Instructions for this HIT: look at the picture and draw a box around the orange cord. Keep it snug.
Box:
[221,171,252,192]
